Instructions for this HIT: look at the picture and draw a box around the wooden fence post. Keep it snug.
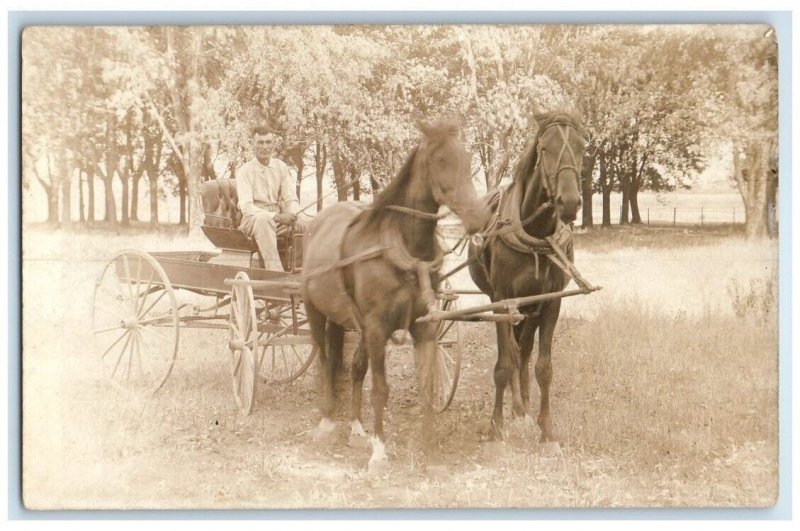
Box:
[647,208,650,225]
[673,207,676,226]
[701,206,704,226]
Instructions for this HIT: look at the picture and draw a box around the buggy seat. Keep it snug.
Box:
[200,179,303,272]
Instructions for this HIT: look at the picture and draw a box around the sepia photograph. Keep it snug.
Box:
[20,22,780,510]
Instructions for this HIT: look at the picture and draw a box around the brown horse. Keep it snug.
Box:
[301,120,490,473]
[468,111,586,448]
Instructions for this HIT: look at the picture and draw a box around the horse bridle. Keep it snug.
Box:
[534,121,584,205]
[386,133,465,221]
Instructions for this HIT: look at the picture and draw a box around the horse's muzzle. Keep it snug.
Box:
[460,203,492,234]
[557,196,581,224]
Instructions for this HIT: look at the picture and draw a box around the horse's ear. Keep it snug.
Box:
[416,118,434,137]
[444,119,462,136]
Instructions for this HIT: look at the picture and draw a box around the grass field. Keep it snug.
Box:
[21,223,778,509]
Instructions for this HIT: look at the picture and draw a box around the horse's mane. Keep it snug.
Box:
[367,120,460,223]
[366,146,419,223]
[513,110,584,184]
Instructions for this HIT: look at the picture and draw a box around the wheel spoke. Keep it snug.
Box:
[281,346,290,375]
[137,321,173,354]
[290,345,304,365]
[136,268,157,316]
[95,324,126,334]
[134,330,146,380]
[440,347,455,366]
[125,332,137,382]
[133,255,143,310]
[100,329,131,359]
[111,332,133,379]
[437,320,455,341]
[437,347,452,387]
[122,254,136,314]
[139,290,167,319]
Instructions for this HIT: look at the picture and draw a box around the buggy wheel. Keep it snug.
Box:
[433,280,463,413]
[258,323,318,384]
[92,249,179,396]
[229,272,258,415]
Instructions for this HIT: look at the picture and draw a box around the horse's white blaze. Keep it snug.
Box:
[350,420,367,438]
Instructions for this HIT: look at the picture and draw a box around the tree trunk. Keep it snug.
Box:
[38,154,59,225]
[295,157,305,204]
[351,166,360,201]
[619,184,630,225]
[630,179,642,224]
[143,122,160,227]
[87,141,97,224]
[618,150,630,225]
[59,150,72,228]
[733,141,772,239]
[629,155,646,224]
[766,160,778,238]
[48,190,59,225]
[103,112,118,224]
[120,170,130,226]
[78,168,86,223]
[599,152,611,227]
[580,151,596,228]
[119,110,135,227]
[332,153,348,201]
[314,141,327,212]
[130,172,140,222]
[178,161,187,225]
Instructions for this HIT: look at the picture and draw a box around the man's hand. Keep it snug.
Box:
[293,216,307,233]
[274,212,297,226]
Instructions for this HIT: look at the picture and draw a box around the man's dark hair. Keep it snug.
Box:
[252,126,274,137]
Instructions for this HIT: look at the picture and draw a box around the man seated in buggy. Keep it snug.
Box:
[200,127,306,272]
[236,127,306,271]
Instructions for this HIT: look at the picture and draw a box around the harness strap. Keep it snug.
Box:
[298,245,390,282]
[385,204,449,220]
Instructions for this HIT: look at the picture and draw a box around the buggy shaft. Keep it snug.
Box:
[416,287,600,323]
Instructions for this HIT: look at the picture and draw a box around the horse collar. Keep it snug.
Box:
[379,216,443,273]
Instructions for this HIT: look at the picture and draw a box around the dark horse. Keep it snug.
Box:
[302,120,490,473]
[468,111,586,448]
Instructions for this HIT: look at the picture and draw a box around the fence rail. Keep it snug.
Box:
[591,206,744,226]
[436,205,744,239]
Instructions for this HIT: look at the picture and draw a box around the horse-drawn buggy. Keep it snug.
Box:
[92,115,599,472]
[92,177,464,416]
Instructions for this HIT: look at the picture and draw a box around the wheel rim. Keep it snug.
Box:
[433,280,462,413]
[229,271,258,414]
[92,249,179,396]
[258,321,318,384]
[256,300,316,384]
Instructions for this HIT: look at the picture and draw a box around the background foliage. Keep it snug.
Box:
[21,24,778,236]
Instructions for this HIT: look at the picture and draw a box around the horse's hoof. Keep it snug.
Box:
[367,456,391,476]
[490,418,507,443]
[310,419,337,444]
[347,432,371,449]
[539,440,563,458]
